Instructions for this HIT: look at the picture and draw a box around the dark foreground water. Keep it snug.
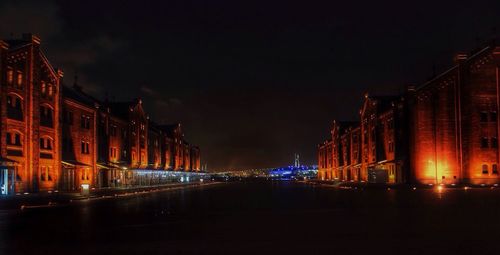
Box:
[1,181,500,255]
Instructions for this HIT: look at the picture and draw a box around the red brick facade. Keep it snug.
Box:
[0,34,201,194]
[0,34,63,193]
[318,44,500,185]
[319,95,408,184]
[411,46,500,185]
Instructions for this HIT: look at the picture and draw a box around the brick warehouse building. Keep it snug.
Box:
[318,43,500,185]
[0,34,201,195]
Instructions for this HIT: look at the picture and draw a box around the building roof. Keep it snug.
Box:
[106,101,135,120]
[416,44,496,91]
[363,94,401,113]
[62,85,98,108]
[157,123,182,137]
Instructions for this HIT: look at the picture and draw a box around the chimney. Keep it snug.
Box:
[407,85,416,92]
[453,53,468,64]
[22,33,41,45]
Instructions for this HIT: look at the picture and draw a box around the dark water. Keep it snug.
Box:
[1,181,500,255]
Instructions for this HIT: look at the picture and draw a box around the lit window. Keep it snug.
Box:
[16,72,23,88]
[48,84,53,97]
[6,132,22,146]
[41,81,46,94]
[7,69,13,85]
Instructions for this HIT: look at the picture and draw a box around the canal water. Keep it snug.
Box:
[1,181,500,254]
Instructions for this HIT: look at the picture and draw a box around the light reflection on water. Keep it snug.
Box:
[1,181,500,255]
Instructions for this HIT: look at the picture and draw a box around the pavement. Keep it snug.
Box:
[0,181,221,211]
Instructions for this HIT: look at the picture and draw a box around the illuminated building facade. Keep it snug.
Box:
[61,84,98,191]
[0,34,63,194]
[410,45,500,185]
[318,44,500,185]
[339,124,361,181]
[360,95,409,184]
[0,34,201,194]
[317,139,333,180]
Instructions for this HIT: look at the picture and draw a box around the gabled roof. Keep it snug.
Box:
[332,120,358,135]
[148,121,162,134]
[361,94,401,115]
[3,39,31,50]
[62,85,98,108]
[370,95,401,113]
[106,101,135,120]
[157,123,182,138]
[416,44,496,91]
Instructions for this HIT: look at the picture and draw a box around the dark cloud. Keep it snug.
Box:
[2,0,499,170]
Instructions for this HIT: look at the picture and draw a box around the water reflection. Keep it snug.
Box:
[2,181,500,255]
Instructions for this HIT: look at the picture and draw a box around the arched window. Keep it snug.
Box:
[6,130,23,157]
[493,164,498,175]
[80,140,90,154]
[6,131,22,146]
[40,136,54,150]
[482,164,489,175]
[6,94,23,121]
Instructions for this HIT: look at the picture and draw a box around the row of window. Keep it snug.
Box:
[40,81,55,98]
[63,111,93,130]
[480,111,497,123]
[6,132,22,146]
[482,164,499,175]
[480,137,498,149]
[6,69,23,89]
[6,133,53,150]
[7,69,58,97]
[81,115,91,129]
[62,138,92,155]
[5,96,54,127]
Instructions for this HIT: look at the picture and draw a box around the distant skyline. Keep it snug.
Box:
[1,0,499,170]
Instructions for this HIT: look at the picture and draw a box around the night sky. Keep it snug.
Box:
[1,0,499,171]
